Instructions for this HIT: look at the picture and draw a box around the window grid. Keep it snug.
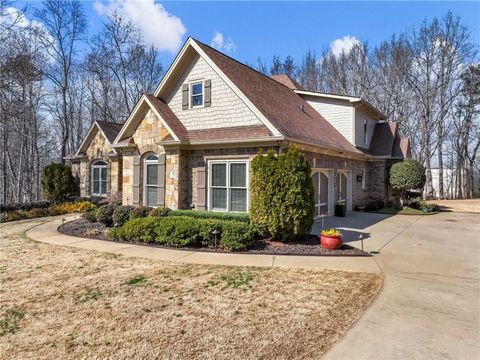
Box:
[208,160,248,213]
[144,154,158,207]
[91,161,108,196]
[190,81,204,108]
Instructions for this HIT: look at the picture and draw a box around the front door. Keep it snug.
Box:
[312,171,330,218]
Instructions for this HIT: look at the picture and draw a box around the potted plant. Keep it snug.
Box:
[334,200,346,217]
[320,228,343,249]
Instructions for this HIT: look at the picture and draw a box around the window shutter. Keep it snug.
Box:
[182,84,189,110]
[204,79,211,107]
[157,153,166,206]
[132,155,141,206]
[196,167,206,210]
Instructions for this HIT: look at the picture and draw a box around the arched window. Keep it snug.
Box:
[91,160,108,196]
[144,154,158,207]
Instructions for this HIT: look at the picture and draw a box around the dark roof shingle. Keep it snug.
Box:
[145,94,189,141]
[195,40,361,155]
[96,121,124,143]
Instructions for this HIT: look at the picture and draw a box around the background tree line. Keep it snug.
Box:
[0,1,478,204]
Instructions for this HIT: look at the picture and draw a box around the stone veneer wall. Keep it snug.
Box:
[71,129,121,197]
[121,108,183,208]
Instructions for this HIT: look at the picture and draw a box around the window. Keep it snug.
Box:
[363,119,368,144]
[208,160,248,212]
[362,168,367,190]
[91,160,108,196]
[144,154,158,207]
[191,81,203,107]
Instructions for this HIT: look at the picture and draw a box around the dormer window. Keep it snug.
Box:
[191,81,204,108]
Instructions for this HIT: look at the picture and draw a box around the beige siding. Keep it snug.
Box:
[166,54,262,130]
[354,108,376,149]
[304,96,354,143]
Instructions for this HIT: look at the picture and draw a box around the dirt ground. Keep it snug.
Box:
[0,219,381,360]
[435,199,480,213]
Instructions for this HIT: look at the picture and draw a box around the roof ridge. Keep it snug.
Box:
[192,38,298,93]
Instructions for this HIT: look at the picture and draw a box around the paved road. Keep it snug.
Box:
[324,211,480,360]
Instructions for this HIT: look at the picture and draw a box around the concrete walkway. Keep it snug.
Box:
[25,215,380,273]
[324,211,480,360]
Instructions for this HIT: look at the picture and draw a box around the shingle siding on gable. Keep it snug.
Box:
[354,109,376,149]
[304,96,354,143]
[166,54,262,130]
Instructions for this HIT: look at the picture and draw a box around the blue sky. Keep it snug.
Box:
[18,1,480,67]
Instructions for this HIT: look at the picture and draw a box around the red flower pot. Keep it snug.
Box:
[320,234,343,249]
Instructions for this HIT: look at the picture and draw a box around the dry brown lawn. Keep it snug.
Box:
[0,219,382,360]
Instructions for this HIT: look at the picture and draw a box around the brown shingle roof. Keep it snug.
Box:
[195,40,361,155]
[96,121,124,143]
[271,74,303,90]
[145,94,189,141]
[187,125,271,142]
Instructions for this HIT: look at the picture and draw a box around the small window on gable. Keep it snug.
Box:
[191,81,204,108]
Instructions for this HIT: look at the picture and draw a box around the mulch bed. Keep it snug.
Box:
[59,219,370,257]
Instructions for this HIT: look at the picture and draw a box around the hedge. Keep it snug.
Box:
[168,210,250,223]
[250,148,314,241]
[1,201,95,223]
[108,216,256,251]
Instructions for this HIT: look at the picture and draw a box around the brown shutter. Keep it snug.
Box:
[204,79,211,107]
[157,153,166,206]
[132,155,141,206]
[196,167,206,210]
[182,84,189,110]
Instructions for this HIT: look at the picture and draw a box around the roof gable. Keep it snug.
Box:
[195,40,360,154]
[74,121,122,156]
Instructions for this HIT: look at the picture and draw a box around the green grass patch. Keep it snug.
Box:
[220,269,259,290]
[77,287,102,303]
[372,207,439,215]
[0,309,25,336]
[127,275,146,286]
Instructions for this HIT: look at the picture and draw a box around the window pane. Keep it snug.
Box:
[230,189,247,212]
[230,163,246,187]
[192,94,203,106]
[312,173,319,203]
[192,83,202,95]
[100,181,107,195]
[212,188,227,209]
[320,173,328,204]
[146,164,158,185]
[100,167,107,181]
[93,180,99,194]
[211,164,226,186]
[146,186,157,207]
[147,154,158,161]
[340,173,347,200]
[93,167,99,181]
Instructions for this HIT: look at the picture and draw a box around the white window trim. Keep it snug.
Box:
[207,159,249,213]
[190,79,205,109]
[144,154,159,207]
[91,160,108,197]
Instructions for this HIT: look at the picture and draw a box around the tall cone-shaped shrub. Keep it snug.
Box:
[250,148,314,241]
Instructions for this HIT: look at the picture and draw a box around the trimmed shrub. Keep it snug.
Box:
[250,148,315,241]
[112,205,136,226]
[169,210,250,223]
[149,206,171,218]
[131,206,152,219]
[41,163,76,202]
[108,216,256,251]
[96,204,117,226]
[0,200,51,213]
[389,159,426,206]
[82,209,98,223]
[49,201,96,215]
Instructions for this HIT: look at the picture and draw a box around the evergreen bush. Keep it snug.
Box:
[389,159,426,206]
[41,163,76,202]
[250,148,314,241]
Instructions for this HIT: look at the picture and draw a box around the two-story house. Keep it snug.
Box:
[68,37,410,218]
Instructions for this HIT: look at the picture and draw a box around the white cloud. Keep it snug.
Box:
[330,35,360,57]
[210,31,236,54]
[4,7,44,30]
[93,0,186,53]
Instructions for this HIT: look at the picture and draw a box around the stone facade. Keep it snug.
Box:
[71,129,122,197]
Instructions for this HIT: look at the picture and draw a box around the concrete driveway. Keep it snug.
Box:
[319,211,480,359]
